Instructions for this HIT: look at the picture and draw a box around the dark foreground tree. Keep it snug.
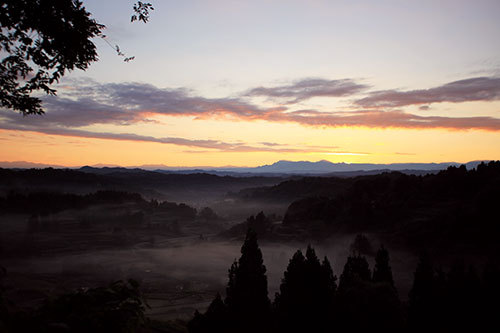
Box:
[372,245,395,287]
[337,250,402,332]
[0,266,7,332]
[407,256,500,332]
[189,228,270,333]
[188,293,227,333]
[0,0,104,115]
[338,254,371,290]
[1,1,154,115]
[349,233,374,256]
[5,279,148,332]
[408,252,441,332]
[274,245,337,333]
[225,228,271,332]
[481,260,500,331]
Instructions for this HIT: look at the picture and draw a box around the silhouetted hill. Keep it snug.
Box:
[0,167,284,202]
[278,162,500,253]
[235,177,352,203]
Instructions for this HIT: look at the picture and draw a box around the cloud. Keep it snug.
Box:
[245,78,369,103]
[17,81,276,129]
[2,76,500,155]
[0,121,336,153]
[268,109,500,131]
[356,77,500,108]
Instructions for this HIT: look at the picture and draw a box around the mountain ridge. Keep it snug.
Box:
[0,159,489,175]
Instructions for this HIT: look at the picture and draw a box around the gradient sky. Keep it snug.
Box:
[1,0,500,167]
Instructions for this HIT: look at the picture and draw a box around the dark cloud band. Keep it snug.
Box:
[356,77,500,108]
[246,78,369,103]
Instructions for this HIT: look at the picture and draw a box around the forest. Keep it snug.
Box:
[2,229,499,332]
[1,162,500,332]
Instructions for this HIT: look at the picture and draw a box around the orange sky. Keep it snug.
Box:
[1,1,500,167]
[2,113,499,167]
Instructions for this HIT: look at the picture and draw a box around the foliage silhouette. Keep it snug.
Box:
[131,2,154,23]
[274,245,337,332]
[407,252,442,332]
[4,279,147,332]
[1,1,155,115]
[337,248,402,332]
[372,245,395,287]
[0,266,7,332]
[350,233,374,256]
[188,293,228,333]
[225,228,271,332]
[189,228,270,333]
[221,211,273,238]
[0,0,104,114]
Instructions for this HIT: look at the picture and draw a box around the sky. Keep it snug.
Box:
[1,0,500,167]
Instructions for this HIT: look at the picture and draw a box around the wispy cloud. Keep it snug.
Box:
[269,109,500,131]
[245,78,368,103]
[30,82,276,128]
[356,77,500,108]
[2,76,500,153]
[0,121,337,153]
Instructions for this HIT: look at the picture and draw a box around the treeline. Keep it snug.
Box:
[0,167,283,194]
[0,191,207,222]
[0,190,145,216]
[281,161,500,251]
[190,230,500,333]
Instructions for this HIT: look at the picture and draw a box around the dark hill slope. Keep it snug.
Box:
[0,168,284,201]
[281,162,500,252]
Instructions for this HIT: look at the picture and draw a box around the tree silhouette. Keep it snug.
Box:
[479,260,500,331]
[246,211,272,236]
[188,293,228,333]
[349,233,374,256]
[337,249,402,332]
[0,266,7,331]
[274,245,337,332]
[11,279,149,332]
[224,228,270,332]
[1,1,154,115]
[372,245,395,287]
[408,252,440,332]
[339,254,371,290]
[1,0,104,114]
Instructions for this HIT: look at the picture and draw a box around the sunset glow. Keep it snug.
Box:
[1,0,500,167]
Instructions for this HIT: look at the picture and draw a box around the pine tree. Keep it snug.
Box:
[189,229,270,333]
[372,245,395,287]
[480,260,500,331]
[338,254,371,290]
[408,252,439,332]
[225,228,270,332]
[274,245,337,333]
[337,251,402,332]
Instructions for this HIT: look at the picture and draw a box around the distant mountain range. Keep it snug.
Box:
[0,159,490,176]
[217,160,488,174]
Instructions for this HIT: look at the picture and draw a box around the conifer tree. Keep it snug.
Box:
[225,228,270,332]
[274,245,337,332]
[408,252,438,332]
[338,254,371,290]
[337,250,402,332]
[481,260,500,331]
[372,245,395,287]
[189,229,270,333]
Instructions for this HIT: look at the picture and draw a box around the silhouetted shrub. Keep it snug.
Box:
[22,279,148,333]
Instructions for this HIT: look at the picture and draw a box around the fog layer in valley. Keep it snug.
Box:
[2,233,416,320]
